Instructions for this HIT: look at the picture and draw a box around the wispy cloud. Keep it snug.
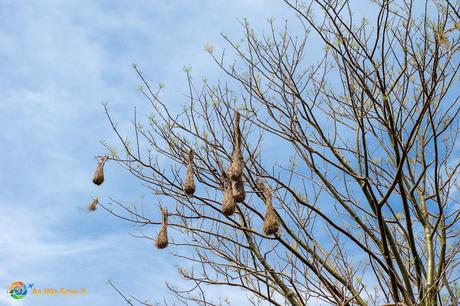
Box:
[0,0,300,305]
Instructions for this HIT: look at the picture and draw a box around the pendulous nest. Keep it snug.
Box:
[183,149,196,196]
[155,207,169,249]
[262,188,279,235]
[228,112,244,181]
[87,197,99,212]
[222,182,236,216]
[92,156,108,186]
[232,177,245,203]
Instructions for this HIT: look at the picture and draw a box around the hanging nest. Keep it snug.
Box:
[229,150,243,181]
[92,156,108,186]
[222,181,236,216]
[232,177,245,203]
[228,112,244,181]
[155,207,169,249]
[263,188,279,235]
[87,197,99,212]
[183,149,196,196]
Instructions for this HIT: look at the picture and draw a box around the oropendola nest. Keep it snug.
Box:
[183,149,196,196]
[232,177,245,203]
[228,112,244,181]
[155,207,169,249]
[92,156,108,186]
[87,197,99,212]
[229,150,243,182]
[222,180,236,216]
[262,188,279,235]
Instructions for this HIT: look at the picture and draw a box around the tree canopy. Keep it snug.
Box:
[93,0,460,305]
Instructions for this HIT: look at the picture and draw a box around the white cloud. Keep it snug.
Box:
[0,0,316,305]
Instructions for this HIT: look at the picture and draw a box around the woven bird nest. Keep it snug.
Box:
[228,112,244,181]
[262,187,279,235]
[232,177,245,203]
[92,156,108,186]
[222,180,236,216]
[87,197,99,212]
[155,207,169,249]
[183,149,196,196]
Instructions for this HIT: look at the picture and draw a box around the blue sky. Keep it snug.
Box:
[0,1,299,305]
[0,0,405,305]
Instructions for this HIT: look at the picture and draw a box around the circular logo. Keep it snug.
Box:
[8,281,27,299]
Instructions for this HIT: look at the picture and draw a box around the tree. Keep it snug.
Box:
[92,0,460,305]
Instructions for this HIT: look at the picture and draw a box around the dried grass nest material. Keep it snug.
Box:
[87,197,99,212]
[155,207,169,249]
[229,150,244,181]
[232,177,245,203]
[92,156,109,186]
[261,187,279,235]
[222,180,236,216]
[228,112,244,181]
[183,149,196,196]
